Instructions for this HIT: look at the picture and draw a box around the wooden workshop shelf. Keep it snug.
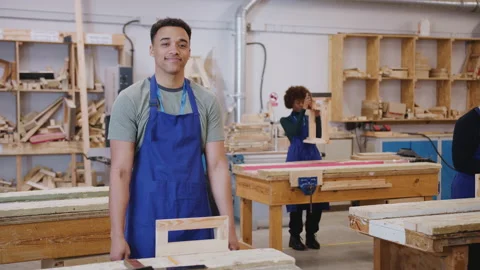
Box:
[330,33,480,123]
[0,141,82,156]
[0,26,126,191]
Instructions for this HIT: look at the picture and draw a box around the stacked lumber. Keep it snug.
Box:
[429,68,448,78]
[379,66,408,78]
[0,59,17,90]
[344,68,371,79]
[0,115,17,143]
[74,98,105,148]
[0,178,15,192]
[415,52,431,79]
[224,122,272,153]
[414,104,451,119]
[20,162,97,191]
[20,97,66,143]
[17,58,69,91]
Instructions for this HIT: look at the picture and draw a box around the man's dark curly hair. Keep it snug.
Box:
[150,18,192,43]
[284,86,310,109]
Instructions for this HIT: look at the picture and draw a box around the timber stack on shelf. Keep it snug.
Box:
[329,33,480,123]
[0,28,126,192]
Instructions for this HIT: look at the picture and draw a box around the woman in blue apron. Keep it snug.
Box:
[451,106,480,270]
[280,86,329,251]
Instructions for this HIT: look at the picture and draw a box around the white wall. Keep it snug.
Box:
[1,0,479,181]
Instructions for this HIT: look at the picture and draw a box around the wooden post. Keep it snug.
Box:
[74,0,93,186]
[475,174,480,198]
[303,97,330,145]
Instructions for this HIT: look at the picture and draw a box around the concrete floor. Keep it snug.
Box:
[0,211,373,270]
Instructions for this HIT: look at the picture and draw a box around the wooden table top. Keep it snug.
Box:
[233,160,441,181]
[349,198,480,252]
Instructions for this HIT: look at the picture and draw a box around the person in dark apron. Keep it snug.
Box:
[280,86,329,251]
[451,106,480,269]
[451,106,480,198]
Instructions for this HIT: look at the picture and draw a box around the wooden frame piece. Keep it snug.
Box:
[155,216,229,257]
[303,96,330,145]
[74,0,93,186]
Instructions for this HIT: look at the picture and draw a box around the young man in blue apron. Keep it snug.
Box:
[107,18,238,260]
[280,86,329,251]
[451,106,480,269]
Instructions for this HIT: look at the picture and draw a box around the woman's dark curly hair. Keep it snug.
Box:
[284,86,310,109]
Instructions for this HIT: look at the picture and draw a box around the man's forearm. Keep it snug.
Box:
[109,169,131,237]
[208,159,235,230]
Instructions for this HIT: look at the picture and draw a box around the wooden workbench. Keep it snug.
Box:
[42,248,300,270]
[0,187,110,264]
[349,198,480,269]
[232,159,441,251]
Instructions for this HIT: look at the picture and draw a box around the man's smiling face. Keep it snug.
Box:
[150,26,191,75]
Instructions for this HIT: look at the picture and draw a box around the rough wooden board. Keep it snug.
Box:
[0,216,110,264]
[349,197,480,220]
[401,212,480,235]
[0,210,108,225]
[43,248,296,270]
[289,170,323,188]
[0,197,108,218]
[0,186,108,203]
[256,162,440,179]
[321,179,392,191]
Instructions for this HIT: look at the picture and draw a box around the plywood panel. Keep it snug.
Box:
[41,249,297,270]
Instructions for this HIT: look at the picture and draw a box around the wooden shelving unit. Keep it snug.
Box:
[329,33,480,123]
[0,27,126,191]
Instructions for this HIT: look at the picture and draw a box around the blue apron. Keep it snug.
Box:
[285,113,330,212]
[451,107,480,199]
[124,76,214,258]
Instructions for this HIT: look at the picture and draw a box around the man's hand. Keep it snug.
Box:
[110,235,131,261]
[228,229,240,250]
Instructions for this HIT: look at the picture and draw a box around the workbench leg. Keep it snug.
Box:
[373,238,389,270]
[240,198,252,247]
[269,205,283,251]
[446,246,468,270]
[424,196,433,201]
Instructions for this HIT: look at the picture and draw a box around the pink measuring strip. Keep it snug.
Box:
[241,160,406,171]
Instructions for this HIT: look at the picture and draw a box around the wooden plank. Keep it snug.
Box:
[256,162,439,180]
[0,141,82,155]
[0,216,110,264]
[401,212,480,235]
[320,179,392,191]
[41,249,296,270]
[0,186,108,203]
[289,170,323,188]
[155,216,229,257]
[0,197,108,218]
[75,0,93,187]
[349,197,480,220]
[21,101,62,142]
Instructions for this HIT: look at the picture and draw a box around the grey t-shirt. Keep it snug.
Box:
[107,77,225,153]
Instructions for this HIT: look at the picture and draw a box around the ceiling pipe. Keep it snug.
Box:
[235,0,261,123]
[341,0,480,12]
